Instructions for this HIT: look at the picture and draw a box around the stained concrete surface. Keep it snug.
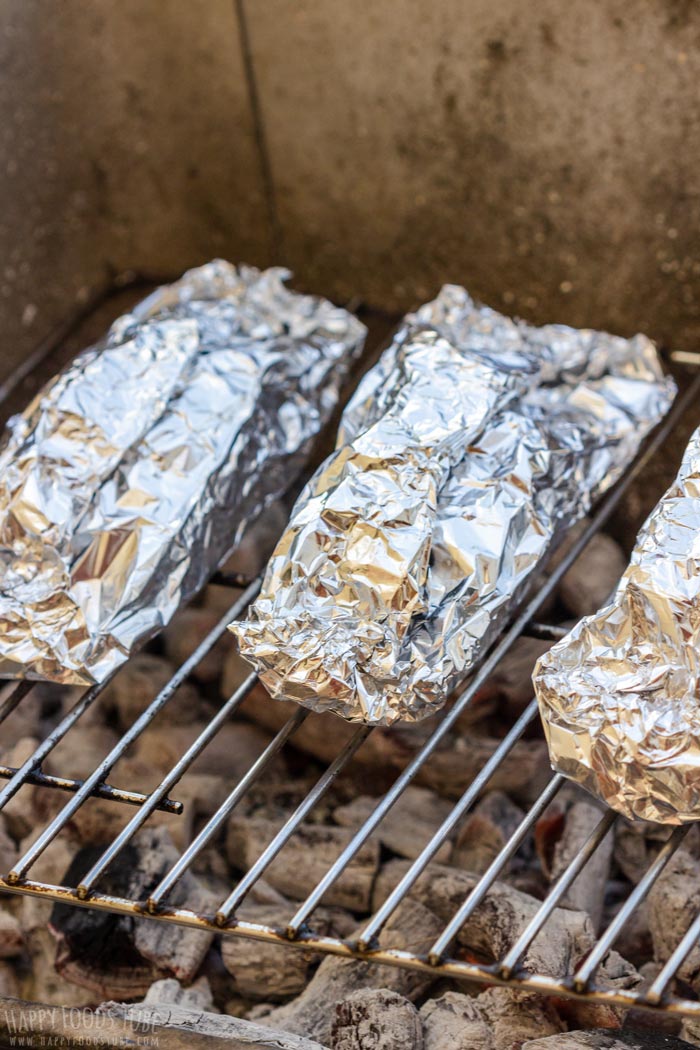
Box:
[0,1,268,384]
[3,1,700,386]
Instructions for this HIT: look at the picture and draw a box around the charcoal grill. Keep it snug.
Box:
[2,280,700,1022]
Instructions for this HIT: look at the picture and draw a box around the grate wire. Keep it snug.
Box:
[1,292,700,1017]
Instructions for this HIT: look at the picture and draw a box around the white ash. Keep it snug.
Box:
[332,988,423,1050]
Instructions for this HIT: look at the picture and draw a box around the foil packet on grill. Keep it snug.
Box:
[534,426,700,824]
[232,286,675,726]
[0,260,366,685]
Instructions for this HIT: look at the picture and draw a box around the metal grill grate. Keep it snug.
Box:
[2,284,700,1019]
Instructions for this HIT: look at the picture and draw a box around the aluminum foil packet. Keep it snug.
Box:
[0,261,366,685]
[232,286,674,726]
[535,426,700,824]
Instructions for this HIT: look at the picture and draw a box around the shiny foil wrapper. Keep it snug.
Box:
[535,426,700,824]
[233,286,674,726]
[0,261,366,685]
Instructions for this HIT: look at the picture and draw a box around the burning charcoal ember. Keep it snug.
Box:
[534,427,700,824]
[221,904,354,1002]
[101,654,206,728]
[451,790,525,875]
[333,786,453,863]
[375,859,595,977]
[548,796,614,932]
[261,901,442,1045]
[48,828,215,997]
[163,608,234,686]
[231,678,404,775]
[558,533,627,619]
[420,992,494,1050]
[142,975,216,1011]
[332,988,423,1050]
[648,848,700,987]
[555,951,641,1030]
[145,773,232,853]
[0,684,45,749]
[233,287,672,726]
[227,816,379,912]
[0,261,365,687]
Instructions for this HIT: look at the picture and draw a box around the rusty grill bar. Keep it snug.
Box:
[2,288,700,1019]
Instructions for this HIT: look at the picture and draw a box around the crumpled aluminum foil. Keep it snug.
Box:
[232,285,675,726]
[0,260,365,685]
[535,426,700,824]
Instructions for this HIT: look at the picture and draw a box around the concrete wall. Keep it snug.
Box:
[2,0,700,383]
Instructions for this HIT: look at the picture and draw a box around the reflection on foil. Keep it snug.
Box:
[233,285,675,726]
[535,426,700,824]
[0,261,366,685]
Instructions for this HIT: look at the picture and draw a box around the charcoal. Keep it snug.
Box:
[221,904,354,1002]
[236,680,548,802]
[49,827,215,998]
[420,992,494,1050]
[374,859,595,977]
[332,988,422,1050]
[131,719,280,783]
[101,653,206,728]
[333,786,453,863]
[142,976,216,1011]
[487,634,552,713]
[549,797,614,932]
[227,816,379,913]
[260,901,442,1045]
[420,988,564,1050]
[0,908,23,957]
[451,790,524,875]
[648,849,700,987]
[163,608,234,685]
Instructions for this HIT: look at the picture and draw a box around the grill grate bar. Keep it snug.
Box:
[646,905,700,1005]
[573,824,689,992]
[0,682,34,724]
[0,681,106,818]
[3,294,700,1017]
[428,773,565,964]
[6,579,261,883]
[216,725,372,924]
[498,809,617,980]
[147,707,309,912]
[76,672,259,898]
[0,765,183,814]
[356,699,540,951]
